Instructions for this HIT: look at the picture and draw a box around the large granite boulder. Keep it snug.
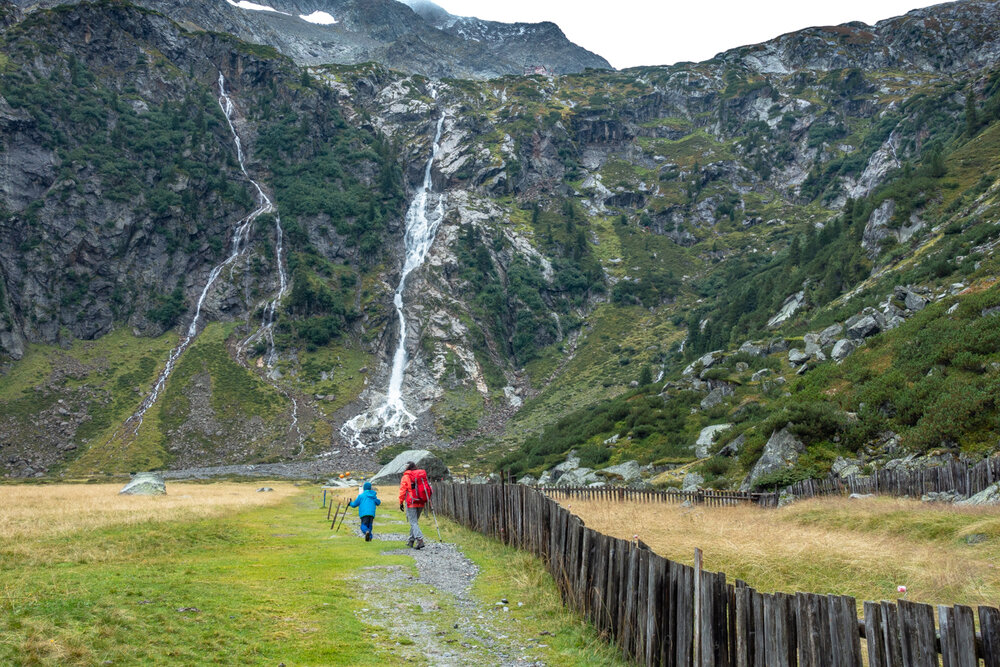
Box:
[370,449,450,486]
[846,308,886,340]
[597,460,642,484]
[700,385,734,410]
[555,467,599,487]
[119,472,166,496]
[818,323,844,347]
[959,482,1000,506]
[694,424,733,458]
[740,427,805,491]
[831,339,856,362]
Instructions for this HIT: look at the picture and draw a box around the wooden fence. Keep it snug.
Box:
[541,485,779,508]
[784,457,1000,501]
[434,481,1000,666]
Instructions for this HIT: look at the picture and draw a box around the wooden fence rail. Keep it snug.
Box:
[539,485,779,508]
[784,457,1000,502]
[434,481,1000,666]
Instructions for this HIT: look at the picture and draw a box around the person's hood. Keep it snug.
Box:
[363,481,372,490]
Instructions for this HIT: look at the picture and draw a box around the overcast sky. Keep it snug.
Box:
[431,0,942,69]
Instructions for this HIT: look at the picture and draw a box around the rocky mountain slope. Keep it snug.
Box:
[2,0,1000,483]
[9,0,611,78]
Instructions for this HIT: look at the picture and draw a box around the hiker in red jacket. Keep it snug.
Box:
[399,461,432,550]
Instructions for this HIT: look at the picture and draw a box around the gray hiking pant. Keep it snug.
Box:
[406,507,424,541]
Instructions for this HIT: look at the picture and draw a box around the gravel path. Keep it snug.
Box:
[345,515,545,666]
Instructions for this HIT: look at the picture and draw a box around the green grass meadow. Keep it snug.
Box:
[0,485,625,666]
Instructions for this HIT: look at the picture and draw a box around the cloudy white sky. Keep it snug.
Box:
[431,0,942,69]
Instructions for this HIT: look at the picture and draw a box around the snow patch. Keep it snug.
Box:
[225,0,286,13]
[299,10,337,25]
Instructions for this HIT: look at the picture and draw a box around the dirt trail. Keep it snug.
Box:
[342,514,545,666]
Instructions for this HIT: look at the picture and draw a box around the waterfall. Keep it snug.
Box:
[111,72,300,448]
[341,111,447,447]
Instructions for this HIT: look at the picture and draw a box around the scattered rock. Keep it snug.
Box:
[788,348,809,365]
[964,533,988,545]
[983,306,1000,318]
[738,341,765,357]
[848,493,874,500]
[818,323,844,347]
[256,487,274,492]
[777,491,795,508]
[597,460,642,483]
[517,474,537,486]
[683,350,723,377]
[681,472,704,491]
[767,338,789,355]
[718,433,746,458]
[700,385,734,410]
[846,308,886,340]
[750,368,772,383]
[803,333,822,357]
[921,491,962,503]
[119,472,166,496]
[831,457,861,478]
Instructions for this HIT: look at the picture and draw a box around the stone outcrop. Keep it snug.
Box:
[740,427,805,491]
[370,449,450,486]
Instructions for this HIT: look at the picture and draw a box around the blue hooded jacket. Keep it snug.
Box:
[348,482,381,517]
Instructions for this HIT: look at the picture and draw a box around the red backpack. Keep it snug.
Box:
[407,469,433,505]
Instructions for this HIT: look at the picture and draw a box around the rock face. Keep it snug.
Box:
[14,0,610,79]
[370,449,450,486]
[119,472,166,495]
[700,385,734,410]
[740,427,805,491]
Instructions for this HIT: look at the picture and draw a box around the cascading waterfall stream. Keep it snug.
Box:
[341,110,447,447]
[109,72,301,451]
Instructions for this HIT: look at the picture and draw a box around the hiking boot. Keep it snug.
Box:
[365,532,373,542]
[407,537,415,548]
[414,538,425,550]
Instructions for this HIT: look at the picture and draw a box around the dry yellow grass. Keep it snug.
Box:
[0,481,298,541]
[562,496,1000,609]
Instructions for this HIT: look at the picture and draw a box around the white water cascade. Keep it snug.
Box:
[341,112,447,446]
[111,72,300,448]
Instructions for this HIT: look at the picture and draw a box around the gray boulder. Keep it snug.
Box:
[556,467,599,487]
[904,291,927,312]
[682,472,704,491]
[849,493,874,500]
[831,456,861,478]
[819,323,844,347]
[750,368,772,383]
[740,427,805,491]
[694,424,733,458]
[922,491,962,503]
[119,472,166,496]
[537,470,554,486]
[803,333,822,357]
[831,339,856,362]
[767,338,789,354]
[553,453,581,474]
[370,449,450,486]
[700,385,734,410]
[777,491,796,508]
[983,306,1000,318]
[683,350,723,377]
[788,348,809,365]
[597,460,642,484]
[959,482,1000,506]
[846,308,886,340]
[517,474,537,486]
[738,341,765,357]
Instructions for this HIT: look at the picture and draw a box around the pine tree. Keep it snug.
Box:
[966,88,980,137]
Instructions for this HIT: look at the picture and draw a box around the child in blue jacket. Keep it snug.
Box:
[348,481,381,541]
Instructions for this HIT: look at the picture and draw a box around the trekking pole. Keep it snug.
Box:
[336,499,349,532]
[329,502,341,529]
